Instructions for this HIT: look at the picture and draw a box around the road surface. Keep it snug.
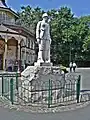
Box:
[76,68,90,90]
[0,102,90,120]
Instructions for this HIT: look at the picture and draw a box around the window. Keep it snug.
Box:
[0,13,2,21]
[33,41,35,49]
[32,54,35,62]
[26,52,28,62]
[30,54,32,63]
[26,38,28,47]
[2,12,6,21]
[28,54,30,62]
[21,40,25,47]
[6,13,15,24]
[31,40,33,49]
[30,40,31,48]
[0,12,15,24]
[0,12,6,22]
[28,39,30,48]
[32,54,34,62]
[26,38,30,48]
[21,51,25,60]
[29,54,31,63]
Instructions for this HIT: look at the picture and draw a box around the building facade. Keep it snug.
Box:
[0,0,36,71]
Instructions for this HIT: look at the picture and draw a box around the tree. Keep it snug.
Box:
[79,16,90,61]
[17,6,44,31]
[17,5,90,66]
[49,7,75,65]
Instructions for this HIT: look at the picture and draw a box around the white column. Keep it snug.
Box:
[24,38,27,68]
[3,37,7,70]
[25,47,26,61]
[18,41,20,61]
[17,40,21,71]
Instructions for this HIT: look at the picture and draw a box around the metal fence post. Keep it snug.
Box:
[2,76,4,96]
[76,75,81,103]
[10,78,14,104]
[51,80,52,105]
[16,72,18,90]
[48,79,52,108]
[31,81,32,103]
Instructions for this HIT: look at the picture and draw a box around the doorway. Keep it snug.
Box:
[0,54,3,70]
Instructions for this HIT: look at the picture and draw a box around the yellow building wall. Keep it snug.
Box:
[0,9,16,24]
[0,10,15,18]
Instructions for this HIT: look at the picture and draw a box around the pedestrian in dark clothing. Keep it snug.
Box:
[69,62,73,72]
[73,62,77,72]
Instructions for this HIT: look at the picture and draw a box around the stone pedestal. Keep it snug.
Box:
[21,64,65,106]
[21,64,63,83]
[34,61,53,67]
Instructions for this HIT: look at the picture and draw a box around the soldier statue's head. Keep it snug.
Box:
[42,13,48,22]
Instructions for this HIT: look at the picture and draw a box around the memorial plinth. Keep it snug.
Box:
[34,61,53,67]
[21,63,65,106]
[21,62,62,82]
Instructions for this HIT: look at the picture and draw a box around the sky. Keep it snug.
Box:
[7,0,90,17]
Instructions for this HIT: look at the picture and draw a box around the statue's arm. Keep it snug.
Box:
[39,23,46,39]
[48,25,51,44]
[36,21,41,39]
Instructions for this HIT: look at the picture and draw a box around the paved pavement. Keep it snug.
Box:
[0,102,90,120]
[77,68,90,90]
[0,68,90,120]
[67,68,90,90]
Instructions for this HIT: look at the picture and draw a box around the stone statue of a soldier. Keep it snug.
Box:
[36,13,51,64]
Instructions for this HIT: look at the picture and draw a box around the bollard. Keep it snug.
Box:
[10,78,14,104]
[48,79,52,108]
[76,75,81,103]
[2,76,4,96]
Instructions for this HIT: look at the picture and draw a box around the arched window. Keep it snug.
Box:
[26,38,28,47]
[26,38,30,48]
[21,39,25,47]
[21,51,25,59]
[31,40,33,49]
[28,39,30,48]
[33,41,35,49]
[0,11,6,22]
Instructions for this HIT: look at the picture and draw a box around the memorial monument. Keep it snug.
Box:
[36,13,51,64]
[21,13,65,106]
[22,13,61,81]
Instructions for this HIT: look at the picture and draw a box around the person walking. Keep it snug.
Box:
[69,62,73,72]
[73,62,77,72]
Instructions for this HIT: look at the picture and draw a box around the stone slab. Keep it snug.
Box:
[21,65,62,82]
[34,62,53,66]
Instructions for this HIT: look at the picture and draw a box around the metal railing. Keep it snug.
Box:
[0,73,81,108]
[0,73,20,103]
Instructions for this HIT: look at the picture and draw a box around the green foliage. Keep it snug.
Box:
[17,5,90,66]
[17,6,44,30]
